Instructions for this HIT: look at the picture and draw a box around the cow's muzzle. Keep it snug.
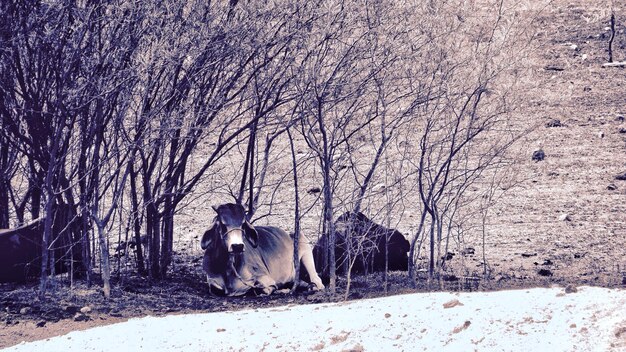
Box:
[230,243,244,254]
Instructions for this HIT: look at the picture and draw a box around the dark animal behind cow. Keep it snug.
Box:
[313,211,410,280]
[0,205,82,283]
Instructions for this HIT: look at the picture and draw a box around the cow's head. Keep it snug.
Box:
[200,203,258,254]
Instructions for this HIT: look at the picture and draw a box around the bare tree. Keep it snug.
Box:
[403,0,539,285]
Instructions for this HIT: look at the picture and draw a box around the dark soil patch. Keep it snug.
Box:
[2,255,624,349]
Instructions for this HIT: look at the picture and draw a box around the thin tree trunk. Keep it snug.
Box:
[95,220,111,298]
[160,203,174,278]
[408,209,428,283]
[0,176,9,228]
[287,129,301,292]
[428,212,436,282]
[146,204,161,278]
[129,166,146,275]
[608,12,616,63]
[39,130,61,295]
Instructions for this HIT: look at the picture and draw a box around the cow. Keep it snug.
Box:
[0,208,82,283]
[200,203,324,296]
[313,211,410,278]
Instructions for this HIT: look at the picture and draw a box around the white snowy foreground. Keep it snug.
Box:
[3,286,626,352]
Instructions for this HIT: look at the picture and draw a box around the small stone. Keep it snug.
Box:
[521,252,537,258]
[65,306,79,314]
[616,115,625,122]
[73,313,89,322]
[443,299,464,309]
[307,187,321,194]
[615,173,626,181]
[36,320,46,328]
[608,183,618,191]
[597,131,605,138]
[19,307,32,315]
[385,313,391,318]
[544,65,564,71]
[461,247,475,256]
[545,119,562,128]
[532,149,545,162]
[559,214,571,221]
[565,285,578,293]
[619,128,626,134]
[538,269,553,276]
[80,306,92,314]
[441,252,455,261]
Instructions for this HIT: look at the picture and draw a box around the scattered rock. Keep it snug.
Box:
[344,343,364,352]
[384,313,391,318]
[559,213,571,221]
[532,149,545,161]
[583,86,592,92]
[442,252,455,261]
[619,127,626,134]
[461,247,475,256]
[442,274,459,282]
[538,269,553,277]
[545,119,562,128]
[73,313,90,322]
[597,131,605,138]
[452,321,471,334]
[19,307,32,315]
[544,65,564,71]
[216,328,226,333]
[574,252,586,259]
[65,306,80,314]
[443,299,464,309]
[36,320,46,328]
[565,285,578,293]
[615,173,626,181]
[307,187,321,194]
[542,259,553,265]
[80,306,92,314]
[337,164,350,171]
[608,183,618,191]
[521,252,537,258]
[616,115,625,122]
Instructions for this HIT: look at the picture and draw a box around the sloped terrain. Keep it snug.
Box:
[1,0,625,349]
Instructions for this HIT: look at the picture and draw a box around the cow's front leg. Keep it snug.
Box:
[254,275,277,295]
[299,243,325,290]
[207,275,226,296]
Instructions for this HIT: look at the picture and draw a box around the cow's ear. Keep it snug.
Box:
[243,220,258,248]
[201,222,219,250]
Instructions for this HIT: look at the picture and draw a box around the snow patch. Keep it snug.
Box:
[2,286,625,352]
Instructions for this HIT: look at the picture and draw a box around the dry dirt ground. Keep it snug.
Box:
[1,0,626,349]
